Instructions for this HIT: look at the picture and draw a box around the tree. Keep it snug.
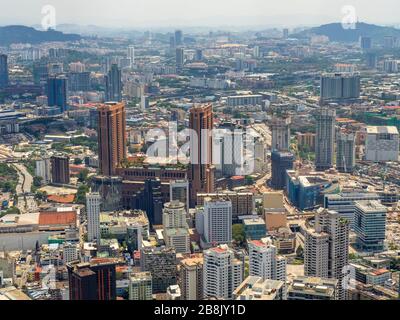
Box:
[33,176,43,188]
[232,224,246,245]
[74,158,83,165]
[75,184,90,204]
[296,245,304,260]
[78,169,89,183]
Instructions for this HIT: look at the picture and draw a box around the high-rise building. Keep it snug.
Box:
[35,158,51,184]
[315,108,336,171]
[140,246,177,293]
[203,197,232,245]
[97,102,127,176]
[129,272,152,300]
[179,255,203,300]
[203,245,243,300]
[68,72,91,92]
[336,132,356,173]
[360,36,372,50]
[365,52,378,69]
[270,117,291,152]
[189,104,215,207]
[248,238,287,284]
[86,192,101,244]
[383,59,398,73]
[176,48,184,69]
[320,73,360,103]
[50,155,70,185]
[47,76,68,112]
[33,62,49,86]
[105,64,122,102]
[0,54,9,88]
[354,200,387,252]
[283,28,289,39]
[195,49,203,61]
[303,209,349,300]
[170,180,189,212]
[365,126,399,162]
[63,243,78,264]
[271,151,294,189]
[127,45,135,67]
[175,30,183,46]
[67,258,117,300]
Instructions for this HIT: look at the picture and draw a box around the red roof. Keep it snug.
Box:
[39,211,77,226]
[47,194,75,204]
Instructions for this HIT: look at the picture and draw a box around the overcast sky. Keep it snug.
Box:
[0,0,398,28]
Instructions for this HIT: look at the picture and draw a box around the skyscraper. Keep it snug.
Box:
[86,192,101,243]
[320,73,360,103]
[203,245,243,300]
[129,272,153,300]
[179,255,204,300]
[248,238,287,284]
[176,48,184,69]
[67,258,117,300]
[189,104,215,207]
[271,151,294,189]
[336,132,356,173]
[0,54,9,88]
[105,64,122,102]
[97,102,127,176]
[127,45,135,67]
[203,197,232,245]
[360,36,372,50]
[354,200,387,252]
[304,209,349,300]
[175,30,183,46]
[270,117,291,152]
[50,155,70,185]
[315,108,336,171]
[47,76,68,112]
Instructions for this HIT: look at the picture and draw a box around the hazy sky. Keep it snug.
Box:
[0,0,399,28]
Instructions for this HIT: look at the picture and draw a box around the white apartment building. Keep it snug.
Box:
[365,126,399,162]
[86,192,101,243]
[203,245,243,300]
[203,197,232,245]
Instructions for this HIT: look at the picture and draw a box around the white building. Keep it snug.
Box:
[365,126,399,162]
[62,243,78,264]
[86,192,101,244]
[166,285,181,300]
[127,45,135,67]
[35,158,51,183]
[203,245,243,299]
[203,197,232,245]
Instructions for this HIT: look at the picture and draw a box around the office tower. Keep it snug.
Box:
[354,200,387,252]
[97,102,127,176]
[315,108,336,171]
[195,49,203,61]
[0,54,9,88]
[383,59,398,73]
[384,36,396,49]
[86,192,101,243]
[33,62,49,86]
[127,45,135,67]
[336,132,356,173]
[287,276,338,300]
[47,76,68,112]
[140,246,177,293]
[140,95,149,111]
[283,28,289,39]
[270,117,291,152]
[68,72,91,92]
[105,64,122,102]
[320,73,360,102]
[179,255,203,300]
[365,52,378,69]
[50,155,70,184]
[163,201,190,254]
[203,245,243,300]
[67,258,117,300]
[360,36,372,50]
[271,151,294,189]
[175,30,183,46]
[176,48,184,69]
[129,272,152,300]
[203,197,232,245]
[35,158,51,184]
[63,243,78,264]
[248,238,287,284]
[365,126,399,162]
[189,104,215,207]
[304,209,349,300]
[233,276,286,300]
[170,180,189,211]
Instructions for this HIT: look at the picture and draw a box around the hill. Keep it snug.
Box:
[0,25,81,45]
[294,22,400,43]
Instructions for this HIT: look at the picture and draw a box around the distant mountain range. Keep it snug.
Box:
[0,25,81,45]
[294,22,400,43]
